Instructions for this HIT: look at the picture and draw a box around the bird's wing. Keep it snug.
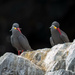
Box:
[11,35,14,47]
[60,30,69,42]
[18,34,32,50]
[50,37,55,46]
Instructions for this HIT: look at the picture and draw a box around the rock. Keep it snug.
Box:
[21,48,50,71]
[66,40,75,72]
[1,40,75,75]
[49,59,66,72]
[21,40,75,74]
[44,43,71,71]
[45,69,75,75]
[0,53,44,75]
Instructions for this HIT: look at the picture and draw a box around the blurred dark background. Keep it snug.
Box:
[0,0,75,56]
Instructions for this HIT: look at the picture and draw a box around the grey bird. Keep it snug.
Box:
[10,23,32,55]
[49,21,69,46]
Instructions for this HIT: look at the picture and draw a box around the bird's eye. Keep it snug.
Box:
[14,26,16,27]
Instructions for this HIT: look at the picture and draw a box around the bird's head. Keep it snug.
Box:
[49,21,61,35]
[10,23,21,33]
[49,21,60,29]
[12,23,19,28]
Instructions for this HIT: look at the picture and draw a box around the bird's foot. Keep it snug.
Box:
[22,50,24,53]
[20,50,24,55]
[18,50,20,55]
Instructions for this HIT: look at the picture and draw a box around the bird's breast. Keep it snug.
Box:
[11,35,23,50]
[51,30,63,44]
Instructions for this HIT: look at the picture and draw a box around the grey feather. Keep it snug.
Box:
[60,30,69,42]
[49,21,70,46]
[18,35,32,50]
[50,37,55,46]
[10,23,33,51]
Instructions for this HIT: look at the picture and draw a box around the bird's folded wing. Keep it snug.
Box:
[50,37,55,46]
[18,35,31,50]
[60,30,69,42]
[11,35,15,47]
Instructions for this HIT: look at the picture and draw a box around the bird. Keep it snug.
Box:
[49,21,69,46]
[10,23,33,55]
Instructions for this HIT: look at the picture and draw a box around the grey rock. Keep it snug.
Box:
[0,53,44,75]
[45,69,75,75]
[50,60,66,72]
[1,40,75,75]
[66,40,75,72]
[44,43,71,72]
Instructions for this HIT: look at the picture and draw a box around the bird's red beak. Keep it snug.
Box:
[17,28,21,33]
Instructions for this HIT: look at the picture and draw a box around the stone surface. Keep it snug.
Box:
[21,48,50,71]
[1,40,75,75]
[21,43,71,72]
[44,43,71,71]
[66,40,75,72]
[0,53,44,75]
[45,69,75,75]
